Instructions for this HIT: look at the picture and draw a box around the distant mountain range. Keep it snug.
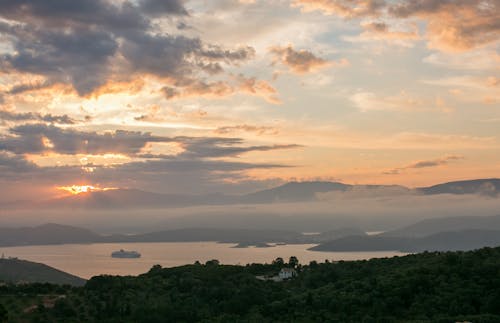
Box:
[310,214,500,252]
[310,230,500,253]
[0,258,85,286]
[381,214,500,238]
[417,178,500,196]
[1,212,500,253]
[13,178,499,210]
[0,223,100,246]
[0,223,364,247]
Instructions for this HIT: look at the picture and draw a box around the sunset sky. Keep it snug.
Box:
[0,0,499,201]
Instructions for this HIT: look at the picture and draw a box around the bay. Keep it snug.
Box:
[0,242,405,279]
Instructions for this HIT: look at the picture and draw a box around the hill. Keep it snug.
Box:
[382,214,500,238]
[3,247,500,322]
[0,223,101,246]
[239,181,350,203]
[0,258,85,286]
[418,178,500,196]
[309,229,500,252]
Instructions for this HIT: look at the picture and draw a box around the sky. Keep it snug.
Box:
[0,0,499,202]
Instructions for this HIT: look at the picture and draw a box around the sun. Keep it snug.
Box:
[57,185,117,195]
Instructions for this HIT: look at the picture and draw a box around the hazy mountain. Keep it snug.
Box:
[310,229,500,253]
[110,228,302,244]
[382,214,500,238]
[309,236,410,252]
[0,224,364,247]
[418,178,500,196]
[0,258,85,286]
[0,223,100,246]
[10,178,500,210]
[238,181,351,203]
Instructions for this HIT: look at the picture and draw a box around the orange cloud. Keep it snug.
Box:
[292,0,384,18]
[389,0,499,52]
[270,45,342,74]
[161,76,281,104]
[293,0,500,52]
[214,124,279,136]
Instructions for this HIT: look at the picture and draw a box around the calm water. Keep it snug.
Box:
[0,242,405,279]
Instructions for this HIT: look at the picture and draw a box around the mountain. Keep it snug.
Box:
[0,223,366,247]
[0,223,101,246]
[10,178,500,210]
[382,214,500,238]
[0,258,85,286]
[309,229,500,252]
[239,181,351,203]
[107,228,302,244]
[418,178,500,196]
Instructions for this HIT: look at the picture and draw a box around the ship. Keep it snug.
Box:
[111,249,141,258]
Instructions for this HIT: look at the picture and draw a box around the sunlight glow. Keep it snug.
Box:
[57,185,117,195]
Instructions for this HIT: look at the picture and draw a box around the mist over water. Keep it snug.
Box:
[2,192,499,234]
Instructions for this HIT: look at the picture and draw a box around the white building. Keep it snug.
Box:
[278,268,297,280]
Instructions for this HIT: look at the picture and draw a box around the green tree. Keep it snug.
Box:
[205,259,220,266]
[0,304,8,323]
[272,257,284,266]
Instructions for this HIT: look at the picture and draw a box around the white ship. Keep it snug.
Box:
[111,249,141,258]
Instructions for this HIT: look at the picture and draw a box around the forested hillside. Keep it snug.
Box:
[1,247,500,322]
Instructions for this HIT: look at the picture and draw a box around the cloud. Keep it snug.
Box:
[0,124,171,155]
[0,0,264,100]
[384,155,464,174]
[292,0,385,18]
[350,91,422,112]
[270,45,337,74]
[0,123,301,159]
[0,151,37,173]
[292,0,500,52]
[390,0,500,52]
[139,0,188,16]
[161,75,281,104]
[0,110,76,124]
[0,123,301,195]
[214,125,279,136]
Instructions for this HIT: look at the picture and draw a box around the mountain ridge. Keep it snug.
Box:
[12,178,498,210]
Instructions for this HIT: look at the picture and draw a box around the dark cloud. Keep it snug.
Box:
[0,110,75,124]
[1,25,118,95]
[174,137,301,158]
[0,0,257,97]
[0,151,37,173]
[0,124,300,159]
[6,80,53,95]
[384,155,464,174]
[0,124,299,194]
[140,0,188,16]
[0,0,148,32]
[0,124,170,155]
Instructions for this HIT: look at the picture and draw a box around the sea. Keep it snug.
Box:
[0,242,405,279]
